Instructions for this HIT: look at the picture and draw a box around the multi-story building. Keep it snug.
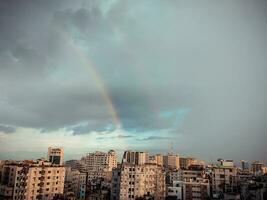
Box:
[0,160,7,183]
[111,163,165,200]
[148,154,164,167]
[240,178,267,200]
[251,161,263,176]
[183,178,210,200]
[0,159,65,200]
[211,159,238,198]
[179,158,196,170]
[47,147,64,166]
[155,154,164,167]
[122,151,149,165]
[182,169,205,181]
[168,169,205,184]
[237,169,252,183]
[85,150,117,172]
[168,170,183,184]
[163,153,180,170]
[87,171,112,182]
[167,178,210,200]
[179,158,205,170]
[167,180,183,200]
[65,167,87,200]
[240,160,250,171]
[65,160,87,172]
[84,150,117,183]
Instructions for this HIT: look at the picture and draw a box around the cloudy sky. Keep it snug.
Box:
[0,0,266,163]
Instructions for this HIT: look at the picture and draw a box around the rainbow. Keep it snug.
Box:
[61,30,121,130]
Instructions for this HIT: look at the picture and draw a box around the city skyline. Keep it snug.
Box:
[0,0,267,164]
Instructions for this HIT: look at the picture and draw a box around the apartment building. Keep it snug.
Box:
[167,178,210,200]
[65,160,86,172]
[163,154,180,170]
[183,178,210,200]
[211,159,238,197]
[168,169,205,184]
[148,154,164,167]
[65,167,87,200]
[111,163,165,200]
[167,180,183,200]
[179,158,205,170]
[0,159,65,200]
[251,161,263,176]
[240,160,250,171]
[179,158,196,170]
[122,151,149,165]
[85,150,117,172]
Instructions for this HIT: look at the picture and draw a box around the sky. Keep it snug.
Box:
[0,0,266,163]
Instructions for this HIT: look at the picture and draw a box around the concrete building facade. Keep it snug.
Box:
[47,147,64,166]
[163,154,180,170]
[111,163,165,200]
[122,151,149,165]
[85,150,117,173]
[0,159,65,200]
[65,167,87,200]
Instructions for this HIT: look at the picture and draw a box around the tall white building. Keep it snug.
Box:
[47,147,64,166]
[111,163,165,200]
[85,150,117,172]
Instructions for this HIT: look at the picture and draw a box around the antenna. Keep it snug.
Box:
[169,141,174,155]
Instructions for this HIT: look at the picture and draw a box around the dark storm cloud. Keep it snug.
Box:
[0,0,267,162]
[0,124,16,134]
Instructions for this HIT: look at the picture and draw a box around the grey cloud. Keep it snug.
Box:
[0,124,16,134]
[97,134,134,140]
[137,136,170,141]
[113,135,133,139]
[0,0,266,162]
[67,121,116,135]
